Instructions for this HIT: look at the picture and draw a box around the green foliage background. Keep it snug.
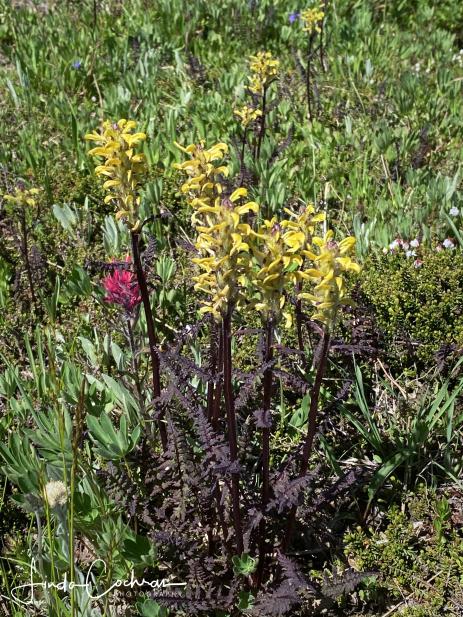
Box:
[1,0,463,616]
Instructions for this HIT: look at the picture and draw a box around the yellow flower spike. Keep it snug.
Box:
[282,212,324,277]
[247,51,280,95]
[173,141,231,209]
[3,185,41,208]
[233,105,263,129]
[175,139,259,320]
[85,118,147,228]
[298,230,361,329]
[301,6,325,34]
[247,217,298,325]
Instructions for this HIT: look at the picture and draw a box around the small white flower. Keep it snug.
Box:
[44,481,67,508]
[405,250,416,258]
[402,241,410,251]
[443,238,455,249]
[449,207,459,217]
[410,239,420,248]
[389,240,400,250]
[414,259,423,268]
[382,247,388,254]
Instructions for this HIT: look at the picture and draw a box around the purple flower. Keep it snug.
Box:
[72,60,82,70]
[289,11,300,23]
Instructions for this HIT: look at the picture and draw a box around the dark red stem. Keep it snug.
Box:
[130,231,167,451]
[222,310,244,555]
[206,318,218,423]
[256,318,274,585]
[282,329,331,551]
[257,85,267,159]
[211,326,224,431]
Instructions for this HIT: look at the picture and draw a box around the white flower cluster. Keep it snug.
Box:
[441,238,455,250]
[412,61,431,75]
[44,480,67,508]
[384,237,420,258]
[383,232,458,269]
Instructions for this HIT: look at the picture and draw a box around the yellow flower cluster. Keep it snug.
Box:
[173,141,229,201]
[174,142,258,319]
[301,6,325,34]
[85,119,147,231]
[248,51,279,95]
[233,105,262,129]
[175,142,360,329]
[250,218,300,328]
[298,231,360,326]
[3,186,40,207]
[280,204,326,254]
[193,189,259,318]
[248,205,325,327]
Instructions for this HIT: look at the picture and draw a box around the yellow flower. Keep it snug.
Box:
[85,119,147,230]
[3,186,40,208]
[174,140,259,320]
[281,203,326,253]
[301,6,325,34]
[248,51,279,95]
[298,230,361,328]
[248,217,302,327]
[173,141,229,204]
[233,105,262,129]
[192,191,258,319]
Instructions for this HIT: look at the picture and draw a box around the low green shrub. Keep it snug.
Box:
[343,489,463,615]
[361,248,463,369]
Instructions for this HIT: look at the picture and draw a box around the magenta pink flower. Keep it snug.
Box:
[102,256,141,313]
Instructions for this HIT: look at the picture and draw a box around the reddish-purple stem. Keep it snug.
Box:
[131,231,167,451]
[222,310,244,555]
[282,329,331,551]
[256,318,274,585]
